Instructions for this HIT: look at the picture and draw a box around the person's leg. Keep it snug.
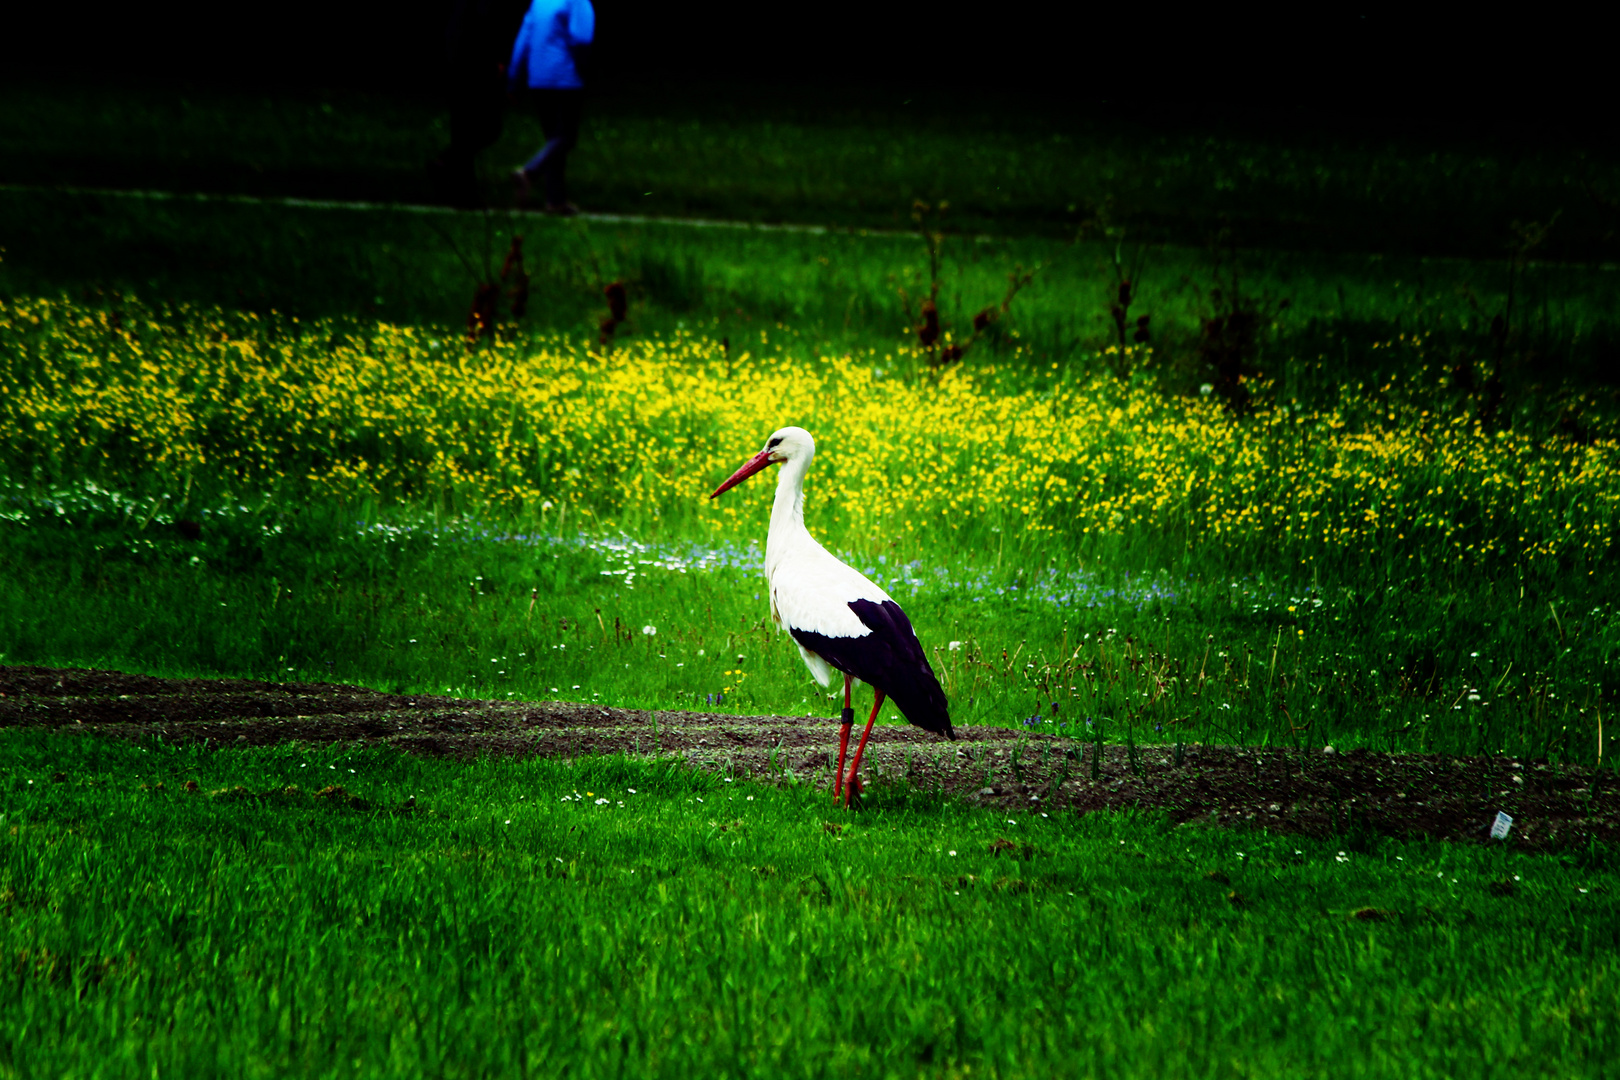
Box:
[521,88,562,175]
[535,89,583,209]
[516,89,561,205]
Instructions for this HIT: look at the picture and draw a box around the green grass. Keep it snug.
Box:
[3,486,1615,760]
[1,96,1617,758]
[6,77,1620,262]
[6,74,1620,1078]
[3,731,1617,1078]
[3,187,1619,407]
[6,75,1619,405]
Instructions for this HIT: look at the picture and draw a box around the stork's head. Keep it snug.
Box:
[708,426,814,499]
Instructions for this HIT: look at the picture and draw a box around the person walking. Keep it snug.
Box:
[507,0,594,215]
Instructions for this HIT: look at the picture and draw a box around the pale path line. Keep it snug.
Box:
[0,182,920,239]
[4,182,1612,270]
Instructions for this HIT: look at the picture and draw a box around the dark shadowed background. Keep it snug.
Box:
[2,1,1603,120]
[5,0,1618,378]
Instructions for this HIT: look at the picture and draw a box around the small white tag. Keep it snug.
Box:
[1490,811,1513,840]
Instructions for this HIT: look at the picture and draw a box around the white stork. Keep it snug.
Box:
[709,426,954,806]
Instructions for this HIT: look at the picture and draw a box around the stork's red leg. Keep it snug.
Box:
[834,673,854,801]
[844,689,885,807]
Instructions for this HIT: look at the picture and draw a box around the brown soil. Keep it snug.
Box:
[4,663,1617,851]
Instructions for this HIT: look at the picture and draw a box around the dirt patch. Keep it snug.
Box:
[4,663,1617,851]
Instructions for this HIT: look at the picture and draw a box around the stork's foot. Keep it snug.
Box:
[843,773,865,809]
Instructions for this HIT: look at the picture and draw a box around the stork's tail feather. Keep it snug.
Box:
[888,671,953,740]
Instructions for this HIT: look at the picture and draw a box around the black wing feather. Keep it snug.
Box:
[789,598,954,739]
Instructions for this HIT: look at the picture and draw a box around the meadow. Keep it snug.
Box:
[5,182,1620,402]
[3,78,1620,1077]
[6,72,1620,401]
[2,294,1616,760]
[6,76,1620,261]
[4,732,1618,1079]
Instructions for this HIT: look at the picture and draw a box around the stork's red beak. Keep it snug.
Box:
[709,450,773,499]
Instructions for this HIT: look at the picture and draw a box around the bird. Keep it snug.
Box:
[709,426,953,806]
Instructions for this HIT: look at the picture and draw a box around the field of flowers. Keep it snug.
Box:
[8,87,1620,1080]
[3,295,1616,572]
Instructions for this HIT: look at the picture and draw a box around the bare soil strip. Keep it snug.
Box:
[4,664,1615,851]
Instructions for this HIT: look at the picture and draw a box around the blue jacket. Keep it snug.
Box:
[508,0,594,89]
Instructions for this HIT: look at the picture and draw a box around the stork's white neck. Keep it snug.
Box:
[766,454,813,569]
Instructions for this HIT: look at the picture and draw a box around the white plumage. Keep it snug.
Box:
[727,427,892,671]
[709,425,954,805]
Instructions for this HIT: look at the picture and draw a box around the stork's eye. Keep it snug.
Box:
[767,437,783,449]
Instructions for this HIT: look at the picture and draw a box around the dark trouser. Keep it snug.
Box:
[519,88,584,207]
